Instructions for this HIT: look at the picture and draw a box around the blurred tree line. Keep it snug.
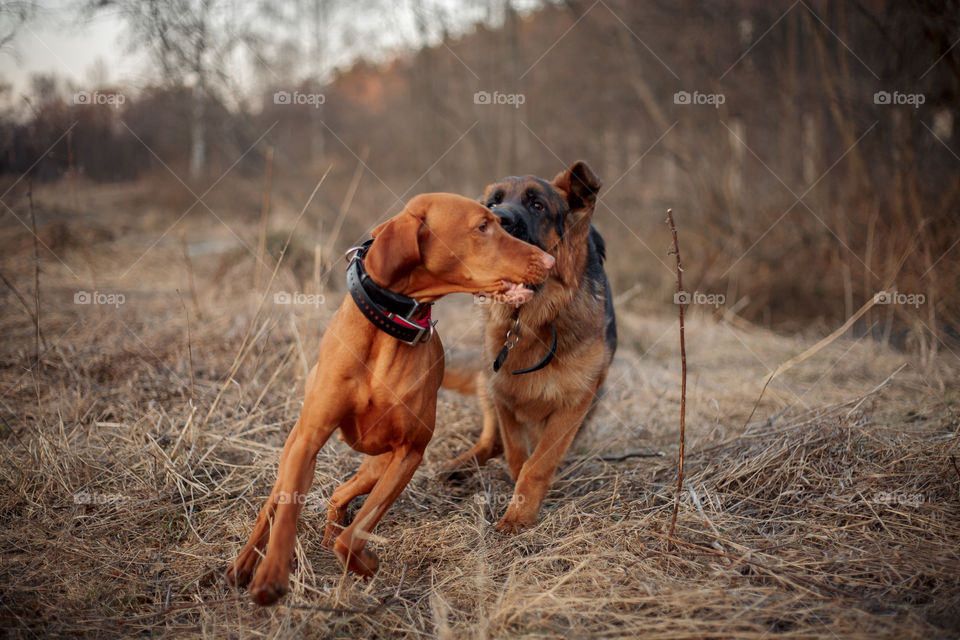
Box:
[0,0,957,344]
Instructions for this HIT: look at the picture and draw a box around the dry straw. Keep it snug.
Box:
[1,181,957,639]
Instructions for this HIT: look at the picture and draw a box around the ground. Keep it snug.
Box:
[1,180,958,638]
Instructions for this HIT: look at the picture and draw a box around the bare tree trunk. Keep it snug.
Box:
[187,0,211,181]
[189,81,206,181]
[310,0,327,165]
[505,0,519,171]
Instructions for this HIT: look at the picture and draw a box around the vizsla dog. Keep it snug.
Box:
[225,193,554,605]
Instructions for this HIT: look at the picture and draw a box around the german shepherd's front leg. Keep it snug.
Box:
[495,394,593,533]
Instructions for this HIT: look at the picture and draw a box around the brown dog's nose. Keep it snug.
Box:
[540,253,556,270]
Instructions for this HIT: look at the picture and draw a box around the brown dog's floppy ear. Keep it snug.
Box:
[553,161,602,212]
[365,209,426,286]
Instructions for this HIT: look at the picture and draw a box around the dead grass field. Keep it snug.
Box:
[1,179,959,638]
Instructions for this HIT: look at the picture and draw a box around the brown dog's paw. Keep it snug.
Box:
[224,557,255,589]
[250,579,288,606]
[494,516,534,535]
[335,545,379,579]
[248,561,291,606]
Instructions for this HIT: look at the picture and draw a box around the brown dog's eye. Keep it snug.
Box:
[477,221,488,232]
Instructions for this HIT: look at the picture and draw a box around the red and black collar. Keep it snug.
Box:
[345,240,435,346]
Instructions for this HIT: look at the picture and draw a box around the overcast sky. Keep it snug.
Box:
[1,0,544,102]
[0,3,146,94]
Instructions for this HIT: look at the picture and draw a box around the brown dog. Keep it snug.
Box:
[442,161,617,533]
[226,193,554,605]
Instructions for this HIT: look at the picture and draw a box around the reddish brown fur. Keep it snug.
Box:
[442,163,615,532]
[225,193,553,605]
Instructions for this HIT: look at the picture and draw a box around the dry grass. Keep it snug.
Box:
[1,179,959,638]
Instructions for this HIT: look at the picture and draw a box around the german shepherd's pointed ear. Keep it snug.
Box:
[553,161,601,214]
[366,203,427,286]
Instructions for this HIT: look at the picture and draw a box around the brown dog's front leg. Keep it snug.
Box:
[322,452,391,549]
[247,426,333,606]
[226,421,303,588]
[495,395,593,534]
[333,448,423,578]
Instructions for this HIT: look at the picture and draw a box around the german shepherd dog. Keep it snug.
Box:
[442,161,617,532]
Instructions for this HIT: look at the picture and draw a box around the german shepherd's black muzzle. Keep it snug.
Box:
[491,204,541,250]
[491,203,548,291]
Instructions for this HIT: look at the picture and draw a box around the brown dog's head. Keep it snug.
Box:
[364,193,555,303]
[480,161,601,287]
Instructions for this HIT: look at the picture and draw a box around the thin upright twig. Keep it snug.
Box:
[254,146,274,290]
[27,180,47,364]
[177,289,196,401]
[0,269,40,328]
[666,209,686,549]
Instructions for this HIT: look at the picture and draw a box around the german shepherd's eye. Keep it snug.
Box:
[486,191,504,208]
[531,200,544,211]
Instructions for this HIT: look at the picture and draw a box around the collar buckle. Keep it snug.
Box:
[390,315,436,345]
[344,243,367,263]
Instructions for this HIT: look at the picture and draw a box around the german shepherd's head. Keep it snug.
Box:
[480,161,601,289]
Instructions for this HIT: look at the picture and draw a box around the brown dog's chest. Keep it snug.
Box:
[312,306,445,455]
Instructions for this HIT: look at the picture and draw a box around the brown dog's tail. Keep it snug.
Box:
[441,349,483,395]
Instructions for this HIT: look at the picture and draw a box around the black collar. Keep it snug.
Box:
[492,308,558,375]
[345,239,435,346]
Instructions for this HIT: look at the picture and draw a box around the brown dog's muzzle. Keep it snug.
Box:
[524,252,555,285]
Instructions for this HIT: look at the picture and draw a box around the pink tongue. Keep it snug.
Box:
[501,282,533,305]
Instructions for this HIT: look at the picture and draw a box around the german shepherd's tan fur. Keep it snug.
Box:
[442,161,617,532]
